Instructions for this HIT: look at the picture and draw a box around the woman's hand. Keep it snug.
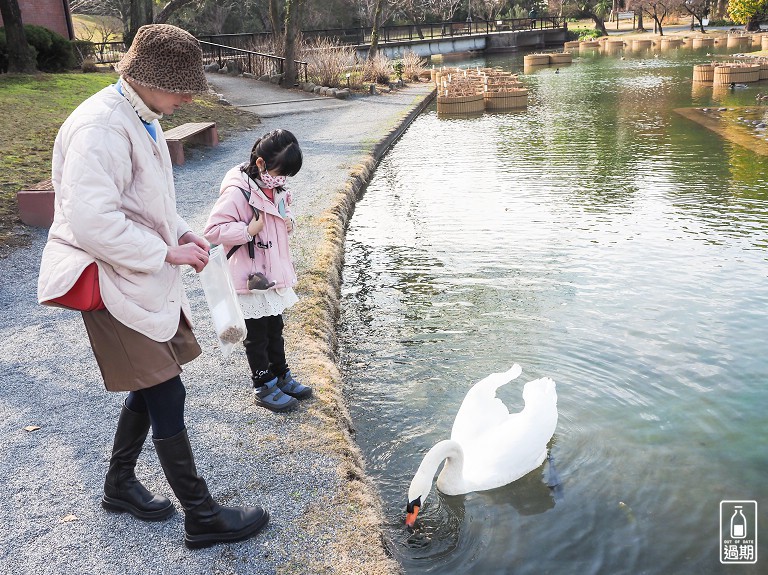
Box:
[247,211,264,237]
[179,230,210,251]
[284,217,294,233]
[166,242,209,272]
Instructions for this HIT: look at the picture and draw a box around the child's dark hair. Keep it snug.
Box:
[242,129,302,181]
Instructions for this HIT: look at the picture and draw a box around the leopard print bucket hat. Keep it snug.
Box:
[116,24,208,94]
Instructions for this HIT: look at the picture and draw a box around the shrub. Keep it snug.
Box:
[246,36,283,78]
[0,24,75,72]
[362,53,393,85]
[72,39,95,66]
[302,36,356,88]
[577,29,601,41]
[401,50,427,82]
[81,58,99,73]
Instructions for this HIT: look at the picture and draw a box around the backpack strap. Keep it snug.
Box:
[225,186,262,260]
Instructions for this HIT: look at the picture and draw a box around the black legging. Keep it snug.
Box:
[124,375,186,439]
[243,315,288,386]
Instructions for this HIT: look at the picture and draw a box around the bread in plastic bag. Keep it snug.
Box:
[199,244,246,357]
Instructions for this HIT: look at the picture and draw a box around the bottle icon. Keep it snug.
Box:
[731,506,747,539]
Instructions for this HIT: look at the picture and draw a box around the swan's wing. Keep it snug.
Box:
[450,364,522,445]
[459,377,558,491]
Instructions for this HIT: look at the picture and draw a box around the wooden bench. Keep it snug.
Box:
[164,122,219,166]
[17,178,55,228]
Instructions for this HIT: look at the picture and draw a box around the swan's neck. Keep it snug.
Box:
[421,439,466,496]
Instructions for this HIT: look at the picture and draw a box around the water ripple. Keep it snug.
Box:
[341,49,768,575]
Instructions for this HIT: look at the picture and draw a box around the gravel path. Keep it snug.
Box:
[0,75,434,575]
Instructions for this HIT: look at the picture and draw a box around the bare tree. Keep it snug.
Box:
[393,0,430,38]
[433,0,463,20]
[680,0,709,33]
[472,0,507,20]
[643,0,670,34]
[154,0,201,24]
[268,0,283,45]
[207,0,236,34]
[573,0,611,35]
[0,0,36,73]
[368,0,384,58]
[282,0,302,86]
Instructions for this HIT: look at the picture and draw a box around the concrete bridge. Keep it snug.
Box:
[354,27,568,59]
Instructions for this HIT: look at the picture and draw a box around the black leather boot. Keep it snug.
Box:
[102,404,174,521]
[153,428,269,549]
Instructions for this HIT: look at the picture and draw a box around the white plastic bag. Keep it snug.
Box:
[199,244,246,357]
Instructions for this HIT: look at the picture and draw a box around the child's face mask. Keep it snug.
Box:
[260,164,286,189]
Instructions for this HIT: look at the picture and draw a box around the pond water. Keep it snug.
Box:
[338,44,768,574]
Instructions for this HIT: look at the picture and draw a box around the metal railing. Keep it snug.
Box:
[82,17,562,67]
[199,41,308,83]
[197,32,271,50]
[300,17,563,45]
[83,41,127,64]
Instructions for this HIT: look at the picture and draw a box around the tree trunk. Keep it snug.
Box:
[155,0,198,24]
[714,0,725,19]
[368,0,383,59]
[590,13,608,36]
[636,9,645,32]
[269,0,282,49]
[281,0,301,87]
[126,0,153,46]
[0,0,37,73]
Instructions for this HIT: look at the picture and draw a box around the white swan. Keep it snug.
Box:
[405,365,558,526]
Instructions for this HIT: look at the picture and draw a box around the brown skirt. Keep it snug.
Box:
[81,309,202,392]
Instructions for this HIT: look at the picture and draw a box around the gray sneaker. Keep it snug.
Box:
[255,378,298,412]
[276,370,312,399]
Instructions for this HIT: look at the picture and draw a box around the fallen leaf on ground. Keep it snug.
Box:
[23,426,41,432]
[60,514,78,522]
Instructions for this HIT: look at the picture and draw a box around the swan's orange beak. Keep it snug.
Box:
[405,505,420,527]
[405,496,421,527]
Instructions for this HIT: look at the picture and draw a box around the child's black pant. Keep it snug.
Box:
[244,314,288,386]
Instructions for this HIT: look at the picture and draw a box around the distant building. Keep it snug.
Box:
[0,0,75,40]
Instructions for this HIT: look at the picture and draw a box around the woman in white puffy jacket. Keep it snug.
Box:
[36,24,267,549]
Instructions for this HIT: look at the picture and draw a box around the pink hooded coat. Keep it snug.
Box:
[204,165,297,294]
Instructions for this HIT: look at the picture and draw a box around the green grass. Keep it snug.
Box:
[0,72,260,252]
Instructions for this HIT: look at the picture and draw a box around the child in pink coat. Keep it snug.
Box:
[204,129,311,412]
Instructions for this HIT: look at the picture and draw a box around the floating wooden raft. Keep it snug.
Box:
[524,54,550,66]
[564,40,580,50]
[548,52,573,64]
[692,37,715,48]
[579,40,600,48]
[632,39,653,49]
[693,64,715,82]
[713,63,760,84]
[661,38,683,49]
[484,88,528,111]
[437,93,485,115]
[726,35,750,49]
[759,60,768,80]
